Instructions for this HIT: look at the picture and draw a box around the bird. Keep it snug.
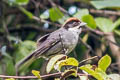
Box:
[15,17,86,71]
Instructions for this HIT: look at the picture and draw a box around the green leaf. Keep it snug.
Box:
[49,7,64,22]
[8,0,29,6]
[16,0,29,5]
[58,15,70,24]
[55,57,79,71]
[26,32,37,40]
[40,10,49,19]
[114,29,120,36]
[4,58,16,75]
[60,69,77,80]
[19,6,33,19]
[98,55,111,72]
[95,17,113,32]
[46,54,67,73]
[55,78,60,80]
[112,18,120,30]
[14,40,36,72]
[8,35,21,42]
[95,68,108,80]
[80,64,104,80]
[0,63,2,74]
[73,9,89,19]
[14,40,36,62]
[82,34,88,43]
[95,17,120,32]
[90,0,120,9]
[32,70,41,79]
[82,14,96,29]
[5,78,15,80]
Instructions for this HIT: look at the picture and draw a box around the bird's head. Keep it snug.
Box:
[62,17,86,34]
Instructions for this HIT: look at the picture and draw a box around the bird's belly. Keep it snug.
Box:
[64,39,78,54]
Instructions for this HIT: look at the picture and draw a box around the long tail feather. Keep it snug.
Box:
[15,52,36,72]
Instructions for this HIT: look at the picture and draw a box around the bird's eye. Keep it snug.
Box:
[73,22,79,26]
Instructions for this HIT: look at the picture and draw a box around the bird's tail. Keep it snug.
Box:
[15,52,36,72]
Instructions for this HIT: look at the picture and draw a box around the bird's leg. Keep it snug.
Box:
[59,34,68,54]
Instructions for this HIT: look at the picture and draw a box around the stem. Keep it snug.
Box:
[0,72,89,79]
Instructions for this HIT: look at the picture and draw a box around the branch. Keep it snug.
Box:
[83,26,120,47]
[0,72,61,79]
[32,16,61,27]
[9,24,55,33]
[90,9,120,16]
[79,56,98,65]
[48,0,68,14]
[0,72,89,79]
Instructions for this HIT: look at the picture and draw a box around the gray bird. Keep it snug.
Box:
[15,17,86,71]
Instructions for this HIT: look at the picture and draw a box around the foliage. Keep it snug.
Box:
[46,54,67,73]
[90,0,120,9]
[54,57,79,71]
[98,55,111,72]
[49,7,64,22]
[43,55,112,80]
[0,0,120,80]
[73,9,89,19]
[32,70,41,79]
[14,40,36,63]
[95,18,120,32]
[82,14,96,29]
[80,55,111,80]
[7,0,29,6]
[5,78,15,80]
[19,6,33,19]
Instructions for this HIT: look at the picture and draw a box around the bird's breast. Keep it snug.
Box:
[61,30,79,53]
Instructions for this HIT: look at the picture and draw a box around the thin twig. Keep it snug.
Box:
[48,0,68,14]
[105,38,120,47]
[83,26,120,47]
[32,16,61,27]
[0,72,89,79]
[2,4,12,47]
[84,26,112,36]
[0,72,61,79]
[48,0,65,20]
[89,31,120,47]
[90,9,120,16]
[68,56,98,70]
[79,56,98,65]
[9,24,55,33]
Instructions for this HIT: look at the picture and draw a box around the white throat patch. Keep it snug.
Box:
[68,26,82,34]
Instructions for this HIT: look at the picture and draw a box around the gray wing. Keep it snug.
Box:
[34,33,61,58]
[16,33,61,69]
[37,34,50,48]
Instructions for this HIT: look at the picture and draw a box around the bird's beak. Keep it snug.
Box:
[77,22,86,29]
[79,22,87,26]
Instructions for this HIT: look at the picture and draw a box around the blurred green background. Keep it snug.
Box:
[0,0,120,79]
